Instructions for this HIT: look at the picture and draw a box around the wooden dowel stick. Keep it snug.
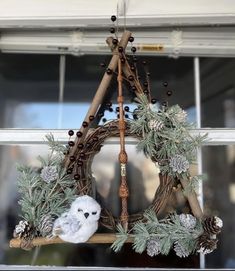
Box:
[9,233,133,248]
[106,37,144,96]
[64,30,132,168]
[180,178,204,219]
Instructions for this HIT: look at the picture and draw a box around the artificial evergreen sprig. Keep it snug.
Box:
[111,209,204,257]
[130,94,207,180]
[16,134,76,239]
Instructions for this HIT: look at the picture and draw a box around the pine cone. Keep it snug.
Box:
[146,238,161,257]
[148,119,164,132]
[175,110,187,123]
[169,155,189,174]
[38,215,54,237]
[174,241,190,258]
[179,214,197,230]
[40,166,58,183]
[197,233,218,255]
[13,220,33,239]
[203,216,223,235]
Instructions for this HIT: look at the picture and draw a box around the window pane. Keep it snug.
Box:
[0,54,196,129]
[201,58,235,128]
[203,145,235,268]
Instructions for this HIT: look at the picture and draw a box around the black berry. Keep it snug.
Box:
[76,131,83,137]
[70,156,76,162]
[118,46,124,53]
[112,38,118,45]
[79,152,86,159]
[120,57,125,63]
[68,141,75,147]
[78,143,84,149]
[131,47,137,53]
[74,174,80,180]
[124,106,129,112]
[151,98,157,104]
[67,168,73,174]
[82,121,88,128]
[111,15,117,22]
[77,160,83,166]
[110,27,115,33]
[166,90,173,96]
[128,75,134,81]
[68,130,74,136]
[106,101,112,107]
[130,66,135,71]
[106,68,113,75]
[131,85,137,91]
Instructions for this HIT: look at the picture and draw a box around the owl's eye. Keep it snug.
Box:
[92,211,97,215]
[77,208,83,212]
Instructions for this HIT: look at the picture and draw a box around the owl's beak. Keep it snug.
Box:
[84,212,89,219]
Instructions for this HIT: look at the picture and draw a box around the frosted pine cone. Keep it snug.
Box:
[203,216,223,235]
[13,220,32,238]
[146,238,161,257]
[197,233,218,255]
[38,215,54,237]
[169,155,189,174]
[175,109,187,123]
[179,214,197,230]
[148,119,164,132]
[174,241,190,258]
[40,166,58,183]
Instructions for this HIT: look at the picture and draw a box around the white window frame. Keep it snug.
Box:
[0,1,235,269]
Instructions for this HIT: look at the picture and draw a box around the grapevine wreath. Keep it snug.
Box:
[10,16,223,258]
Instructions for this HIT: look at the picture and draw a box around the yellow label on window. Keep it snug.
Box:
[139,44,164,51]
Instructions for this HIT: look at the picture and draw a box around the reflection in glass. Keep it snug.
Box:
[92,138,160,217]
[201,58,235,128]
[203,145,235,268]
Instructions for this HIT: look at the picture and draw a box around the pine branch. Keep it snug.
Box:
[16,134,76,237]
[110,224,128,252]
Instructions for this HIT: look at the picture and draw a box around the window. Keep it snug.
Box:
[0,49,234,269]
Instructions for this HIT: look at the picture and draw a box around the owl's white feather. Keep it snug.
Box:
[52,195,101,243]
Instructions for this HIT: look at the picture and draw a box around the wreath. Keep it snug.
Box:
[10,20,223,258]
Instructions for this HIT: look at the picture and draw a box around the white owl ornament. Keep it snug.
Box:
[52,195,101,243]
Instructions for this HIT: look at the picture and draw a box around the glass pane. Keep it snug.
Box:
[0,54,196,129]
[202,145,235,268]
[92,137,160,217]
[201,58,235,128]
[0,144,49,264]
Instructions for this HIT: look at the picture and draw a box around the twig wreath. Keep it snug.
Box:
[10,16,223,258]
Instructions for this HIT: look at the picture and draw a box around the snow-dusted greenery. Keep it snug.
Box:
[17,134,76,237]
[111,210,203,257]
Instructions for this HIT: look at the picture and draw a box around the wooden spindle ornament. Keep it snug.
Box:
[117,58,129,230]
